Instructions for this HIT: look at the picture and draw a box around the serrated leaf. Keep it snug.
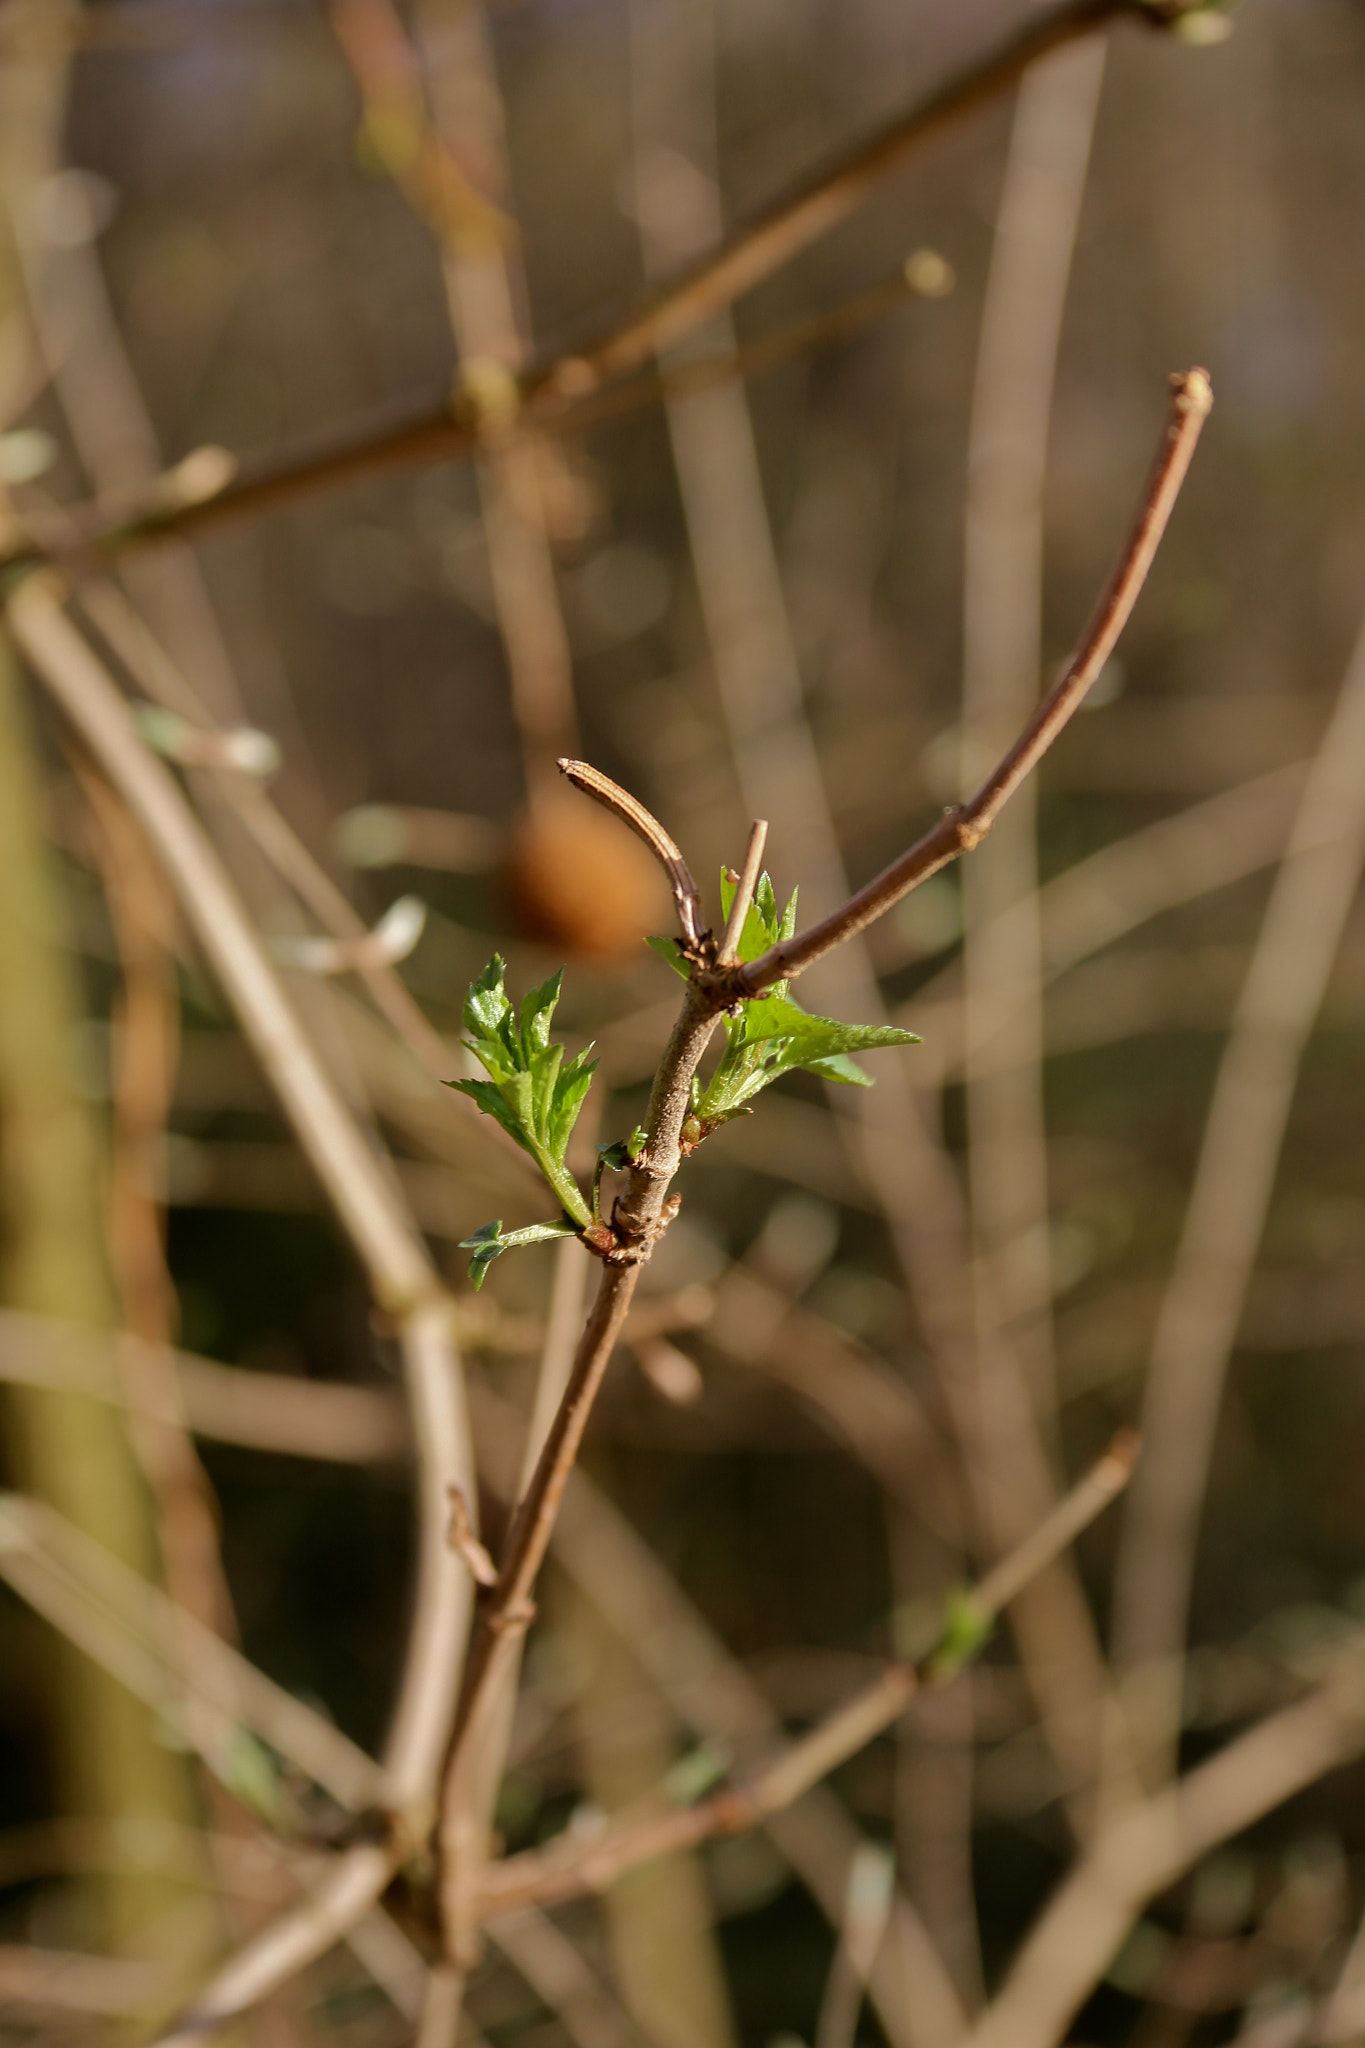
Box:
[448,956,595,1225]
[694,984,919,1128]
[464,954,514,1049]
[548,1045,597,1162]
[458,1215,581,1291]
[450,1076,529,1151]
[741,995,920,1065]
[519,968,564,1059]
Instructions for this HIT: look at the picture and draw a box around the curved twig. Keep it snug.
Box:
[557,757,706,949]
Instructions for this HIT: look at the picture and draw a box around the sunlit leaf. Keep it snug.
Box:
[446,955,595,1227]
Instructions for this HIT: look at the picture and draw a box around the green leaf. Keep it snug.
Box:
[805,1052,876,1088]
[646,933,691,980]
[926,1586,995,1681]
[694,978,919,1129]
[717,868,798,984]
[458,1215,581,1291]
[446,955,595,1225]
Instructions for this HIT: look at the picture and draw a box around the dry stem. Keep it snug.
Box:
[0,0,1184,578]
[5,583,475,2036]
[736,369,1212,995]
[717,820,770,966]
[557,757,706,949]
[475,1434,1137,1920]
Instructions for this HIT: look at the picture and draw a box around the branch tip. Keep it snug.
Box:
[717,819,768,966]
[556,757,705,949]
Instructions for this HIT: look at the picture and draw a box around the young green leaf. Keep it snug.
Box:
[691,876,920,1131]
[445,956,595,1227]
[717,867,798,991]
[458,1216,581,1291]
[645,932,691,980]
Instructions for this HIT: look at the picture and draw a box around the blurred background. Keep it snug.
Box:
[4,0,1365,2042]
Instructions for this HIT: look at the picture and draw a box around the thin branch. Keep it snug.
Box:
[437,1261,642,1958]
[558,756,706,949]
[436,863,734,1967]
[959,30,1106,1438]
[5,584,475,2032]
[76,579,469,1092]
[1110,581,1365,1785]
[717,819,769,966]
[736,369,1213,995]
[815,1847,897,2048]
[970,1429,1138,1619]
[0,1492,387,1814]
[432,1234,593,2010]
[0,0,1184,576]
[476,1434,1137,1920]
[961,1640,1365,2048]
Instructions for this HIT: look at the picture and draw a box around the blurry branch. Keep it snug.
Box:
[0,1293,717,1465]
[900,759,1308,1071]
[960,38,1106,1430]
[73,763,236,1643]
[0,42,210,1953]
[564,1569,740,2048]
[0,0,1208,575]
[0,1944,171,2019]
[475,1435,1138,1920]
[963,1639,1365,2048]
[5,583,475,2032]
[333,0,583,808]
[0,1492,387,1814]
[0,1308,413,1463]
[76,578,469,1092]
[6,584,438,1314]
[1111,587,1365,1783]
[481,1907,639,2048]
[815,1845,897,2048]
[11,249,957,585]
[736,370,1212,996]
[431,1232,591,2026]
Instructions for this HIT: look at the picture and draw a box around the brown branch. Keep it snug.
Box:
[436,859,737,1962]
[437,1260,641,1959]
[557,757,706,949]
[736,368,1213,996]
[476,1434,1138,1920]
[962,1638,1365,2048]
[5,583,476,2039]
[1110,578,1365,1785]
[75,580,468,1094]
[0,0,1181,578]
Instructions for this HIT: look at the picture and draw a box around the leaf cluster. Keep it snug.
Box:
[652,872,919,1137]
[445,955,595,1232]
